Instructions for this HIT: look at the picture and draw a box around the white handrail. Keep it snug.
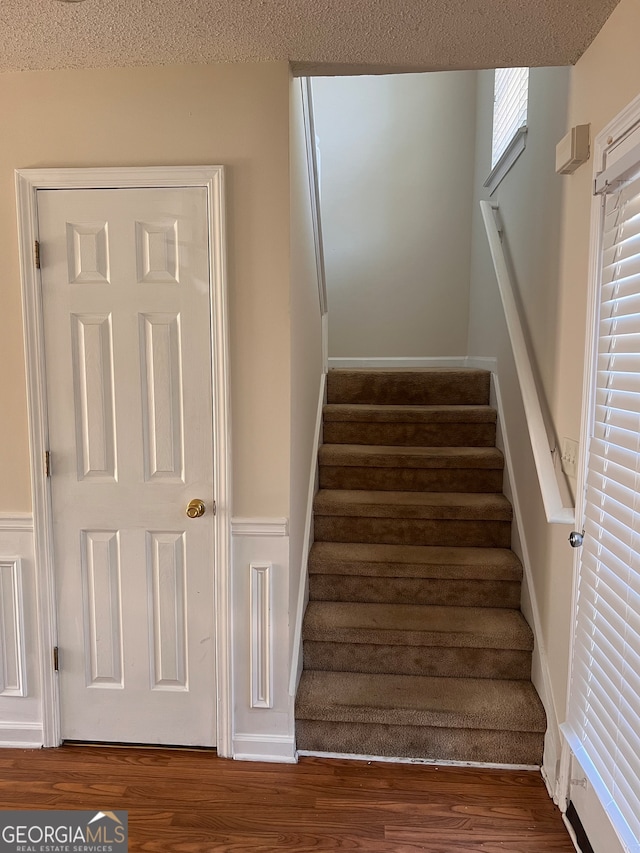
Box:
[480,200,574,525]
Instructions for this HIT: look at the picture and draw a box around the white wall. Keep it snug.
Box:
[312,72,477,358]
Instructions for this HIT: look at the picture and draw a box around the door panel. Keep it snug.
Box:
[37,187,216,746]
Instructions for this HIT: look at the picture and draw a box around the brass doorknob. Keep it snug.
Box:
[186,499,206,519]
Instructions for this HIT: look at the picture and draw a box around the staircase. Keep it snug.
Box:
[295,368,546,765]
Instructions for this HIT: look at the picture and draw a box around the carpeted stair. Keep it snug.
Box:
[295,368,546,765]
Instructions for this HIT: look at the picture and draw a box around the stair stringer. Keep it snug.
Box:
[474,358,562,796]
[289,370,326,698]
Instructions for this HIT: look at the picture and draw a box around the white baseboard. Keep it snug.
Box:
[233,733,297,763]
[464,356,497,371]
[328,357,468,369]
[0,721,43,748]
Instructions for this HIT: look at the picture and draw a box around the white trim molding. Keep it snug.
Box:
[233,733,297,763]
[250,562,273,709]
[0,721,43,749]
[15,166,232,755]
[484,126,528,196]
[328,357,469,369]
[0,514,34,532]
[231,518,289,537]
[0,558,27,697]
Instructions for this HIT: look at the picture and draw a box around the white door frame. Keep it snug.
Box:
[15,166,233,755]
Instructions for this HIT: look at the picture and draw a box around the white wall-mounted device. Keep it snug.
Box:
[556,124,590,175]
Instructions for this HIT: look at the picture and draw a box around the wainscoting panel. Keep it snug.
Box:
[0,557,27,696]
[250,562,273,709]
[0,515,44,747]
[231,518,295,762]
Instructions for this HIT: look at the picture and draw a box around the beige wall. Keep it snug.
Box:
[467,65,572,745]
[288,77,324,650]
[312,72,477,358]
[0,62,291,517]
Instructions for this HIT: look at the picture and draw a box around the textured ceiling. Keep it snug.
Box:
[0,0,621,75]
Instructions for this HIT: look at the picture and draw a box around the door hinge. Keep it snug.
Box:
[53,646,59,672]
[44,451,51,477]
[35,240,41,270]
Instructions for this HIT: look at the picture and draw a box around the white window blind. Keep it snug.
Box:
[491,67,529,168]
[566,164,640,853]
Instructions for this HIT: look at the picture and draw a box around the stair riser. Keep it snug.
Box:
[323,422,496,447]
[319,466,503,493]
[303,642,532,680]
[327,373,491,406]
[308,575,522,608]
[314,517,512,548]
[296,720,543,765]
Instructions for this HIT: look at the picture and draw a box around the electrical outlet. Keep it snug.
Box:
[561,438,579,478]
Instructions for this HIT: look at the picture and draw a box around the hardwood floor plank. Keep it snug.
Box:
[0,747,573,852]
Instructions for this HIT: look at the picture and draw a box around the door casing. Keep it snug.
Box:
[15,166,232,754]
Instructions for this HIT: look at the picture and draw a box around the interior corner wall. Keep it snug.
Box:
[466,66,572,753]
[0,61,291,518]
[288,76,324,658]
[312,71,477,358]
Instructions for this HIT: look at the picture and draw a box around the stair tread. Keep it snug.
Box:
[323,403,497,423]
[327,369,491,406]
[314,489,512,520]
[309,542,522,580]
[303,601,533,649]
[296,670,546,733]
[320,444,504,469]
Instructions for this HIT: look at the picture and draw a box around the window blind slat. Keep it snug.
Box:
[585,487,636,536]
[599,293,640,324]
[597,351,640,376]
[582,544,632,589]
[591,423,640,456]
[601,273,640,303]
[583,518,633,566]
[587,452,639,492]
[600,312,640,337]
[572,662,621,742]
[598,331,640,354]
[596,386,640,414]
[594,404,640,433]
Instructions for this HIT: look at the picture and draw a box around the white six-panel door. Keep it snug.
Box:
[37,187,217,745]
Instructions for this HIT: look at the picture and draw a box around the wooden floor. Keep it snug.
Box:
[0,746,575,852]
